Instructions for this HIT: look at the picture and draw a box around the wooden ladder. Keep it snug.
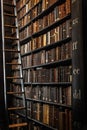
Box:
[1,0,28,129]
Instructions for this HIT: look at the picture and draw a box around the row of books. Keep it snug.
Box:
[18,0,71,27]
[21,42,72,67]
[32,43,72,65]
[16,0,26,11]
[27,101,72,130]
[18,2,70,28]
[25,85,71,105]
[21,35,71,55]
[17,0,40,12]
[23,66,72,83]
[11,65,72,83]
[19,19,72,42]
[9,83,71,106]
[17,1,41,21]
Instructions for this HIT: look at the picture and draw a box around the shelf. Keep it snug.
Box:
[21,37,71,57]
[20,12,71,34]
[24,82,72,86]
[27,117,58,130]
[20,36,31,45]
[2,0,73,129]
[23,58,72,70]
[20,14,71,45]
[14,109,59,130]
[32,14,71,38]
[26,98,72,109]
[31,0,65,21]
[19,0,65,27]
[18,1,41,21]
[17,4,26,13]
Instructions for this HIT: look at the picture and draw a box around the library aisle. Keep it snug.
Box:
[0,0,87,130]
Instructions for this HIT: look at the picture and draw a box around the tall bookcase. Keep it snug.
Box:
[0,0,87,130]
[16,0,72,130]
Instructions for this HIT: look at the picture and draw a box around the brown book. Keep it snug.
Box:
[49,0,56,6]
[54,107,59,129]
[65,0,71,15]
[41,50,46,64]
[59,24,63,41]
[66,19,72,38]
[55,26,60,42]
[62,22,66,39]
[46,31,50,45]
[54,6,60,21]
[55,46,61,61]
[50,29,55,44]
[59,111,65,130]
[50,48,56,62]
[42,0,46,11]
[36,103,40,121]
[38,35,43,48]
[66,86,71,105]
[42,34,47,46]
[43,104,49,124]
[49,105,54,127]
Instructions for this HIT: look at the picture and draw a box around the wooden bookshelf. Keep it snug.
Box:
[16,0,73,129]
[0,0,87,129]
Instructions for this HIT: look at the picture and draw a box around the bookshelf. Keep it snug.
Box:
[16,0,72,130]
[1,0,85,130]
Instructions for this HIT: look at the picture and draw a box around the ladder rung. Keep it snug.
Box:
[4,13,16,17]
[4,49,20,53]
[4,24,17,28]
[7,91,24,94]
[3,2,16,7]
[5,36,19,40]
[6,76,23,79]
[8,107,25,111]
[9,123,27,128]
[6,63,21,65]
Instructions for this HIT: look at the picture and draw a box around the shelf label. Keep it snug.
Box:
[72,18,79,25]
[73,68,80,75]
[72,41,78,50]
[73,89,81,100]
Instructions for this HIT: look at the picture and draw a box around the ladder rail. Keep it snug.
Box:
[13,0,26,109]
[1,0,28,129]
[13,1,28,128]
[1,0,9,129]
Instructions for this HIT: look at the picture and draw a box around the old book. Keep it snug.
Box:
[43,104,49,124]
[59,111,65,130]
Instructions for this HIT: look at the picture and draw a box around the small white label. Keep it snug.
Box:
[73,68,80,75]
[72,41,78,50]
[72,18,79,25]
